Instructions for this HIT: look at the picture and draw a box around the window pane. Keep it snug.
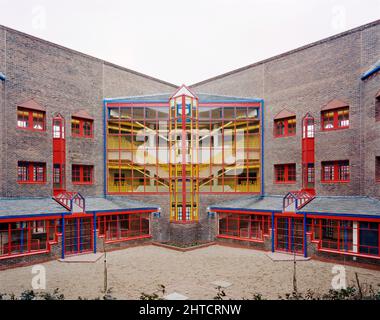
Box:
[322,162,335,181]
[287,164,296,181]
[83,166,93,183]
[17,109,29,128]
[33,163,45,182]
[322,111,334,129]
[275,165,285,182]
[32,112,45,130]
[287,118,296,135]
[338,161,350,181]
[274,120,285,136]
[71,119,80,135]
[338,108,349,127]
[83,120,92,137]
[72,165,80,182]
[17,162,29,181]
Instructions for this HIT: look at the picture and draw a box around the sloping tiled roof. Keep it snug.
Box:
[72,110,94,120]
[301,196,380,216]
[0,198,68,218]
[274,109,296,120]
[0,197,159,219]
[210,195,284,212]
[18,99,46,111]
[321,99,349,111]
[210,195,380,217]
[86,197,158,212]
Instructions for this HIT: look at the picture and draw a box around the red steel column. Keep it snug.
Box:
[181,95,187,221]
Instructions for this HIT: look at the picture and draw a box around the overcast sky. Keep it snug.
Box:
[0,0,379,85]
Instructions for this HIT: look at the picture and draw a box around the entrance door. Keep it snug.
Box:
[275,217,304,254]
[64,217,93,255]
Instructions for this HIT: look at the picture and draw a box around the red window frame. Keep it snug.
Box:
[307,218,380,259]
[97,212,151,243]
[17,161,46,184]
[376,157,380,182]
[17,107,46,131]
[218,213,271,242]
[274,117,296,137]
[0,218,60,259]
[321,107,349,131]
[321,160,350,183]
[274,164,296,184]
[72,165,94,185]
[71,117,93,138]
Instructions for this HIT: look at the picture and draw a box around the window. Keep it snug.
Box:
[17,108,45,131]
[307,219,380,257]
[321,107,349,130]
[17,162,46,183]
[303,115,315,138]
[321,160,350,182]
[72,165,93,184]
[218,213,271,241]
[376,157,380,182]
[71,117,93,138]
[274,117,296,137]
[274,164,296,183]
[0,219,59,257]
[376,97,380,122]
[97,213,150,242]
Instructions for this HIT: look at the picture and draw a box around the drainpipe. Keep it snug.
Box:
[271,211,275,252]
[303,212,307,258]
[93,212,97,254]
[61,214,65,260]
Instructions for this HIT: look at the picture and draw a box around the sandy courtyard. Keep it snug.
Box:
[1,245,380,300]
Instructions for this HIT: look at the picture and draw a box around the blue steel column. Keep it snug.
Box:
[303,212,308,258]
[260,100,265,197]
[271,211,275,252]
[103,100,107,198]
[93,213,97,253]
[61,215,65,260]
[20,222,24,253]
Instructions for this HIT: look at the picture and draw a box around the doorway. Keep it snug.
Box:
[275,217,304,254]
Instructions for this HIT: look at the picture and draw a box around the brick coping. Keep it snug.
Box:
[152,241,216,252]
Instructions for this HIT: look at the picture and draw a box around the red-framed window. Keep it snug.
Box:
[321,160,350,182]
[376,157,380,182]
[0,219,60,258]
[71,117,93,138]
[307,218,379,257]
[274,117,296,137]
[17,161,46,183]
[218,213,271,241]
[376,97,380,122]
[72,165,94,184]
[97,213,150,243]
[274,164,296,183]
[17,108,45,131]
[321,107,349,130]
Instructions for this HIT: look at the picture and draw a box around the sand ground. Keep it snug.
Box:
[1,245,380,300]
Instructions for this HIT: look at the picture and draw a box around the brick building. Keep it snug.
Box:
[0,20,379,268]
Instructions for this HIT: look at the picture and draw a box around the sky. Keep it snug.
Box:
[0,0,379,85]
